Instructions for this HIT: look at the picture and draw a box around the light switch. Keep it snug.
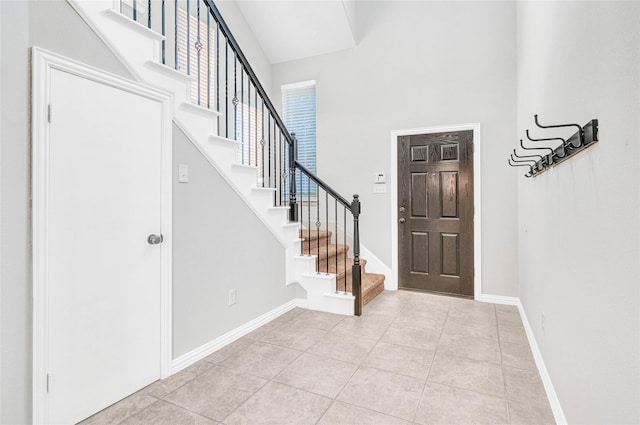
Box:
[374,173,386,184]
[178,164,189,183]
[373,183,387,194]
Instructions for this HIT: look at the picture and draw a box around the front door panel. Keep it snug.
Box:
[398,131,474,296]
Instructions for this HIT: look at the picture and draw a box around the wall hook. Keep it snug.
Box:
[507,158,533,178]
[513,148,543,162]
[525,130,567,158]
[534,114,583,148]
[523,133,555,155]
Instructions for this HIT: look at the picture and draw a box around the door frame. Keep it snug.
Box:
[390,123,482,299]
[31,47,173,424]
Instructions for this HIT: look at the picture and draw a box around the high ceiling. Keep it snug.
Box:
[234,0,358,64]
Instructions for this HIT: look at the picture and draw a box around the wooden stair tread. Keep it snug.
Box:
[303,243,349,260]
[316,258,367,280]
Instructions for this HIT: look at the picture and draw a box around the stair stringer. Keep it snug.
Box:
[68,0,356,315]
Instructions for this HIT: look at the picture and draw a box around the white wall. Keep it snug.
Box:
[216,0,272,96]
[516,2,640,423]
[272,1,519,297]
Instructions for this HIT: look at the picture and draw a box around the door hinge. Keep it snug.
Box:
[46,373,50,393]
[47,104,52,123]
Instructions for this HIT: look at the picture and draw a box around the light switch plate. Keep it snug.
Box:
[178,164,189,183]
[373,183,387,194]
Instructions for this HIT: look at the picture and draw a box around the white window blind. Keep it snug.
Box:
[282,81,317,195]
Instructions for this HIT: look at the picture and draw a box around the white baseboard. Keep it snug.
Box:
[516,300,567,425]
[478,294,519,305]
[170,298,307,374]
[480,295,566,424]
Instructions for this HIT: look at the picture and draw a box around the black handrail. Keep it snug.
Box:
[294,161,351,209]
[202,0,294,147]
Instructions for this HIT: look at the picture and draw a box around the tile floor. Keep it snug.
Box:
[80,290,556,425]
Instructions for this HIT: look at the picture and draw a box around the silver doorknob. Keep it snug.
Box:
[399,218,406,224]
[399,207,406,213]
[147,234,163,245]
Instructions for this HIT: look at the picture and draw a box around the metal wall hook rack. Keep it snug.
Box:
[508,115,599,177]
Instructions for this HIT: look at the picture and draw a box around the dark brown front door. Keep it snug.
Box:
[397,131,474,296]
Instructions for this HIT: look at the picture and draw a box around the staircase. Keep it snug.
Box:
[300,230,385,307]
[67,0,385,316]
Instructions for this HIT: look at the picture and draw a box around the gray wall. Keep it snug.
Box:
[172,125,299,357]
[516,2,640,423]
[271,1,519,297]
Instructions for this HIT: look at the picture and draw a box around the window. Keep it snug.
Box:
[282,81,317,195]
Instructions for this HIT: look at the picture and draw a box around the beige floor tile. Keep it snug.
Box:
[501,340,536,370]
[414,382,508,425]
[142,361,215,398]
[508,399,556,425]
[498,322,529,345]
[244,320,284,340]
[428,354,505,398]
[79,390,157,425]
[503,365,548,404]
[392,308,447,332]
[259,322,327,351]
[448,301,497,325]
[437,333,501,364]
[381,322,442,351]
[309,331,378,364]
[219,340,302,379]
[274,352,358,398]
[496,306,522,327]
[290,309,346,330]
[330,313,394,340]
[404,294,451,314]
[162,365,266,422]
[443,315,498,340]
[203,338,253,364]
[337,366,425,421]
[274,307,305,323]
[119,400,218,425]
[317,401,411,425]
[224,382,332,425]
[363,341,434,380]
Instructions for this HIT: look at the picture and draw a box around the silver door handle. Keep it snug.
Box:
[399,218,406,224]
[147,234,163,245]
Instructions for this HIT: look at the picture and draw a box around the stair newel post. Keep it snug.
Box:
[351,194,362,316]
[288,133,299,222]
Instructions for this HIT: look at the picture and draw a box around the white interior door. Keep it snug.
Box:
[45,67,163,424]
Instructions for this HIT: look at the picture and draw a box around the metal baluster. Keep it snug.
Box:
[186,0,190,75]
[254,87,258,169]
[289,134,298,222]
[307,176,311,256]
[206,10,210,109]
[196,0,201,105]
[147,0,151,28]
[247,83,251,165]
[300,187,304,255]
[224,39,228,137]
[161,0,166,65]
[333,198,346,294]
[268,115,271,190]
[174,0,178,70]
[233,54,237,140]
[343,207,346,293]
[279,132,283,206]
[133,0,137,21]
[261,101,265,187]
[325,191,329,275]
[216,22,220,120]
[316,186,320,272]
[241,69,245,163]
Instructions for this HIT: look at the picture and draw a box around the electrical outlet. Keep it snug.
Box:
[541,312,546,333]
[228,289,236,306]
